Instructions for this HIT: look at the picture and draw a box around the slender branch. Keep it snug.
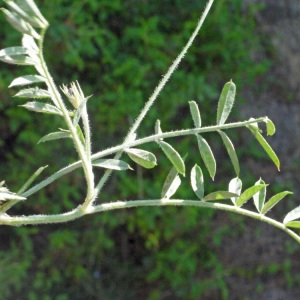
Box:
[38,30,95,203]
[21,117,266,198]
[91,0,216,203]
[125,0,215,140]
[1,199,299,243]
[80,103,95,207]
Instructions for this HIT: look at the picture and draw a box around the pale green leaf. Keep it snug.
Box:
[265,117,276,136]
[22,34,39,52]
[9,75,45,87]
[158,140,185,176]
[190,164,204,199]
[14,87,50,98]
[216,80,236,125]
[218,130,240,176]
[126,148,157,169]
[161,166,181,199]
[236,184,268,207]
[0,54,37,65]
[93,159,132,171]
[189,100,201,128]
[283,206,300,224]
[0,46,31,57]
[21,102,62,115]
[38,131,70,144]
[0,46,37,65]
[18,165,48,194]
[14,0,48,28]
[203,191,238,201]
[0,8,40,39]
[284,221,300,229]
[5,0,47,28]
[261,191,293,215]
[247,124,280,171]
[197,134,216,180]
[253,178,266,213]
[228,177,242,205]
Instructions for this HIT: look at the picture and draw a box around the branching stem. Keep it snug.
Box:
[1,199,299,243]
[21,117,265,198]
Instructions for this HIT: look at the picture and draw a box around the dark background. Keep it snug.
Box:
[0,0,300,299]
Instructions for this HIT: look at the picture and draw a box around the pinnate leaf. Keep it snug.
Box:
[18,165,48,194]
[216,80,236,125]
[283,206,300,224]
[189,100,201,128]
[21,102,62,115]
[14,0,48,27]
[228,177,242,205]
[15,88,50,98]
[161,166,181,199]
[5,0,47,28]
[93,159,132,171]
[22,34,39,51]
[197,135,216,180]
[203,191,238,201]
[0,8,40,39]
[264,117,276,136]
[0,46,31,57]
[284,221,300,229]
[253,178,266,213]
[218,130,239,176]
[236,184,268,207]
[38,131,70,144]
[9,75,45,87]
[190,164,204,199]
[247,124,280,171]
[158,141,185,176]
[261,191,293,215]
[126,148,157,169]
[0,46,37,65]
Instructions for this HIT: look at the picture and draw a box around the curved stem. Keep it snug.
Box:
[21,117,266,198]
[1,199,299,243]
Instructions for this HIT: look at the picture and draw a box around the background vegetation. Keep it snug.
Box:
[1,0,296,299]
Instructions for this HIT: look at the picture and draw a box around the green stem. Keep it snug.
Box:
[38,28,95,203]
[21,117,266,198]
[1,199,299,243]
[80,104,95,208]
[92,0,216,202]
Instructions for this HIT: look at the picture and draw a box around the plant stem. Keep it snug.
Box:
[1,199,299,244]
[91,0,216,202]
[21,117,266,198]
[125,0,215,140]
[38,29,95,203]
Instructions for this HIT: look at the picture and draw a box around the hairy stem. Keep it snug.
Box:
[1,199,299,243]
[21,117,266,198]
[38,29,95,203]
[91,0,216,203]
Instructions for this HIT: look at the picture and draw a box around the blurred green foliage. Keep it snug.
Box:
[0,0,273,298]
